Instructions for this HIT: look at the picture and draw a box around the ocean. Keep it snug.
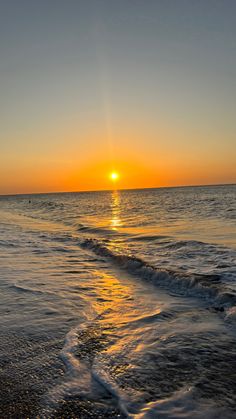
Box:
[0,184,236,418]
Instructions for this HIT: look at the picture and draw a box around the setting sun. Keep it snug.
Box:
[110,172,119,181]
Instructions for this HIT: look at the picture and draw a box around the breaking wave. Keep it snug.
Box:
[81,238,236,312]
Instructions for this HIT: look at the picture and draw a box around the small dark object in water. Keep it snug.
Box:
[29,200,31,203]
[214,306,225,312]
[208,306,225,313]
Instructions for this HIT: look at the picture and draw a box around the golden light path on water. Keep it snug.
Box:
[110,190,122,230]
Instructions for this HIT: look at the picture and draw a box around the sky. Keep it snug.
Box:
[0,0,236,194]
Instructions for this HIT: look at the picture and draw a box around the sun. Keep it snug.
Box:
[110,171,119,181]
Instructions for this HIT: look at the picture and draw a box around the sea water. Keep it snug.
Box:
[0,185,236,418]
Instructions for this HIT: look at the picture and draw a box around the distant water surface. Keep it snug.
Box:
[0,185,236,418]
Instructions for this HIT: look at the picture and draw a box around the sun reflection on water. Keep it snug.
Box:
[92,271,151,330]
[110,190,122,230]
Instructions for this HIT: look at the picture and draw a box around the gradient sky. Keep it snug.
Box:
[0,0,236,194]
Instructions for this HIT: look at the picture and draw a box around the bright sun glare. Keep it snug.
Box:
[110,172,119,181]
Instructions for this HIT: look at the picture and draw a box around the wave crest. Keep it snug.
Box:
[81,238,236,311]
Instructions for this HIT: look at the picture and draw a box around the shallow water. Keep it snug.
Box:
[0,185,236,418]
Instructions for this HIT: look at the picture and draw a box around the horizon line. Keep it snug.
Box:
[0,182,235,198]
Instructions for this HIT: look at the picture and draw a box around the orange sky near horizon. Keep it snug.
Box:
[0,2,236,195]
[1,109,236,195]
[1,142,235,195]
[1,103,235,195]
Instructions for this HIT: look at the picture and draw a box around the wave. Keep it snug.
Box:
[41,314,129,418]
[0,239,16,248]
[8,283,60,299]
[81,238,236,311]
[127,234,170,242]
[9,283,47,295]
[32,200,65,211]
[161,239,213,250]
[78,224,127,237]
[134,386,235,419]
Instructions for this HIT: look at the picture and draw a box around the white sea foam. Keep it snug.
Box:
[81,238,236,313]
[134,387,235,419]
